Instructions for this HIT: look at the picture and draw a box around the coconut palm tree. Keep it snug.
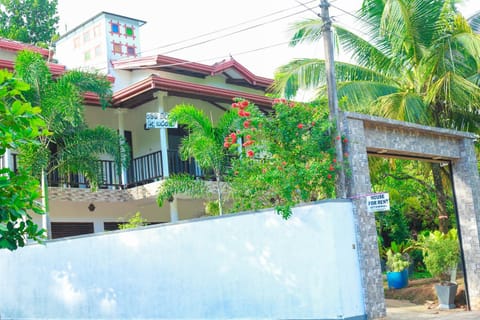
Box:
[14,50,129,238]
[274,0,480,233]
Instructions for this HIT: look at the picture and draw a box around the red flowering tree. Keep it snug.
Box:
[226,98,343,218]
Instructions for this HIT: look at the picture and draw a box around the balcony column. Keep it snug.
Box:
[154,91,170,178]
[3,148,10,169]
[115,108,128,186]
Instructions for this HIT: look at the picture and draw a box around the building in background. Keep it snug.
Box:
[1,12,273,238]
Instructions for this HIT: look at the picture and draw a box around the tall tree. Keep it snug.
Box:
[274,0,480,233]
[14,50,129,238]
[0,70,46,250]
[0,0,59,46]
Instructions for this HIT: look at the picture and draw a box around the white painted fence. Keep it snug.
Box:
[0,200,366,319]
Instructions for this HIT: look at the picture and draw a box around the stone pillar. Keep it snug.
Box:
[155,92,169,178]
[342,114,386,319]
[451,137,480,310]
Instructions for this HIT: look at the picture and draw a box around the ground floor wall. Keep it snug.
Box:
[0,200,366,320]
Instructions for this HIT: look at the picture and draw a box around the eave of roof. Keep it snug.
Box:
[112,55,273,89]
[0,58,66,76]
[0,38,50,58]
[111,74,273,110]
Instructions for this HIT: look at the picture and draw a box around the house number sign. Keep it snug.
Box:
[145,112,178,129]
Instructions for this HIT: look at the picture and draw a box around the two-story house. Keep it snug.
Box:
[1,12,273,238]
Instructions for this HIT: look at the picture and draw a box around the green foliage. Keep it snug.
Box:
[227,98,338,218]
[204,200,220,216]
[376,205,411,246]
[0,69,47,250]
[277,1,480,231]
[418,229,460,283]
[0,0,59,46]
[13,50,128,189]
[118,212,148,230]
[157,174,208,207]
[386,249,410,272]
[165,104,237,215]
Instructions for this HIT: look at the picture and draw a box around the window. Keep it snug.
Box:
[95,45,102,57]
[83,31,90,42]
[111,22,120,34]
[84,50,91,61]
[125,26,134,37]
[73,36,81,49]
[112,42,123,55]
[93,25,101,38]
[126,45,136,56]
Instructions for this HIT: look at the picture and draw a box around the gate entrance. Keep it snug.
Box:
[342,112,480,319]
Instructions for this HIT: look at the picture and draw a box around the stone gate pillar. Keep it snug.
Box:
[452,138,480,310]
[342,113,386,319]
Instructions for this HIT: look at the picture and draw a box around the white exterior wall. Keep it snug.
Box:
[0,201,366,320]
[55,16,108,73]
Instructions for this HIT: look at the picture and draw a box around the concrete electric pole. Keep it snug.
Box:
[320,0,347,198]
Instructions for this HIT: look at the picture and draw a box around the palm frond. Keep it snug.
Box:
[54,126,129,185]
[373,91,429,124]
[273,58,326,98]
[58,70,112,109]
[169,104,215,139]
[334,25,397,75]
[288,18,323,47]
[334,80,400,111]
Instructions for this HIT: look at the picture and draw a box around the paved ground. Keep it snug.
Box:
[384,299,480,319]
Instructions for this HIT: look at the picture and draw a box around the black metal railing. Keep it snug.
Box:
[127,151,163,187]
[48,159,123,189]
[6,150,202,189]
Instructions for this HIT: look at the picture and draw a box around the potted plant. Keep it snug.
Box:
[420,229,460,309]
[385,249,410,289]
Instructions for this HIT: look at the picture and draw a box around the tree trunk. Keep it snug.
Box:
[431,163,448,234]
[215,170,223,216]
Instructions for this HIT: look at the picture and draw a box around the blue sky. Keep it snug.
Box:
[57,0,480,79]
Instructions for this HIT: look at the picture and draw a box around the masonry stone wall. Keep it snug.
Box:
[342,112,480,319]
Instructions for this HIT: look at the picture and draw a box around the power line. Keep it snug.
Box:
[159,6,318,56]
[140,1,317,56]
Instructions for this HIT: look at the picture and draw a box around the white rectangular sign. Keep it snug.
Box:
[145,112,178,129]
[366,192,390,212]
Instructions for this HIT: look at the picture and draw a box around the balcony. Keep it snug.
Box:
[1,150,201,189]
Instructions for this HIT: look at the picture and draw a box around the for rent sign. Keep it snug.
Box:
[366,193,390,212]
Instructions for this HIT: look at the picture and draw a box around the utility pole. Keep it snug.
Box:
[320,0,346,198]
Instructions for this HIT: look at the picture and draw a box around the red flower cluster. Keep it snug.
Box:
[232,100,249,109]
[243,120,251,128]
[329,164,335,171]
[223,132,237,148]
[247,150,254,158]
[273,98,288,105]
[232,100,251,117]
[297,123,304,129]
[242,134,254,147]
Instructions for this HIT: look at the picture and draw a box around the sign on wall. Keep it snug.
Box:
[366,192,390,212]
[145,112,178,129]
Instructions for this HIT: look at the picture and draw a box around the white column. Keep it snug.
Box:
[155,92,169,178]
[170,197,179,223]
[4,148,10,169]
[115,109,128,186]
